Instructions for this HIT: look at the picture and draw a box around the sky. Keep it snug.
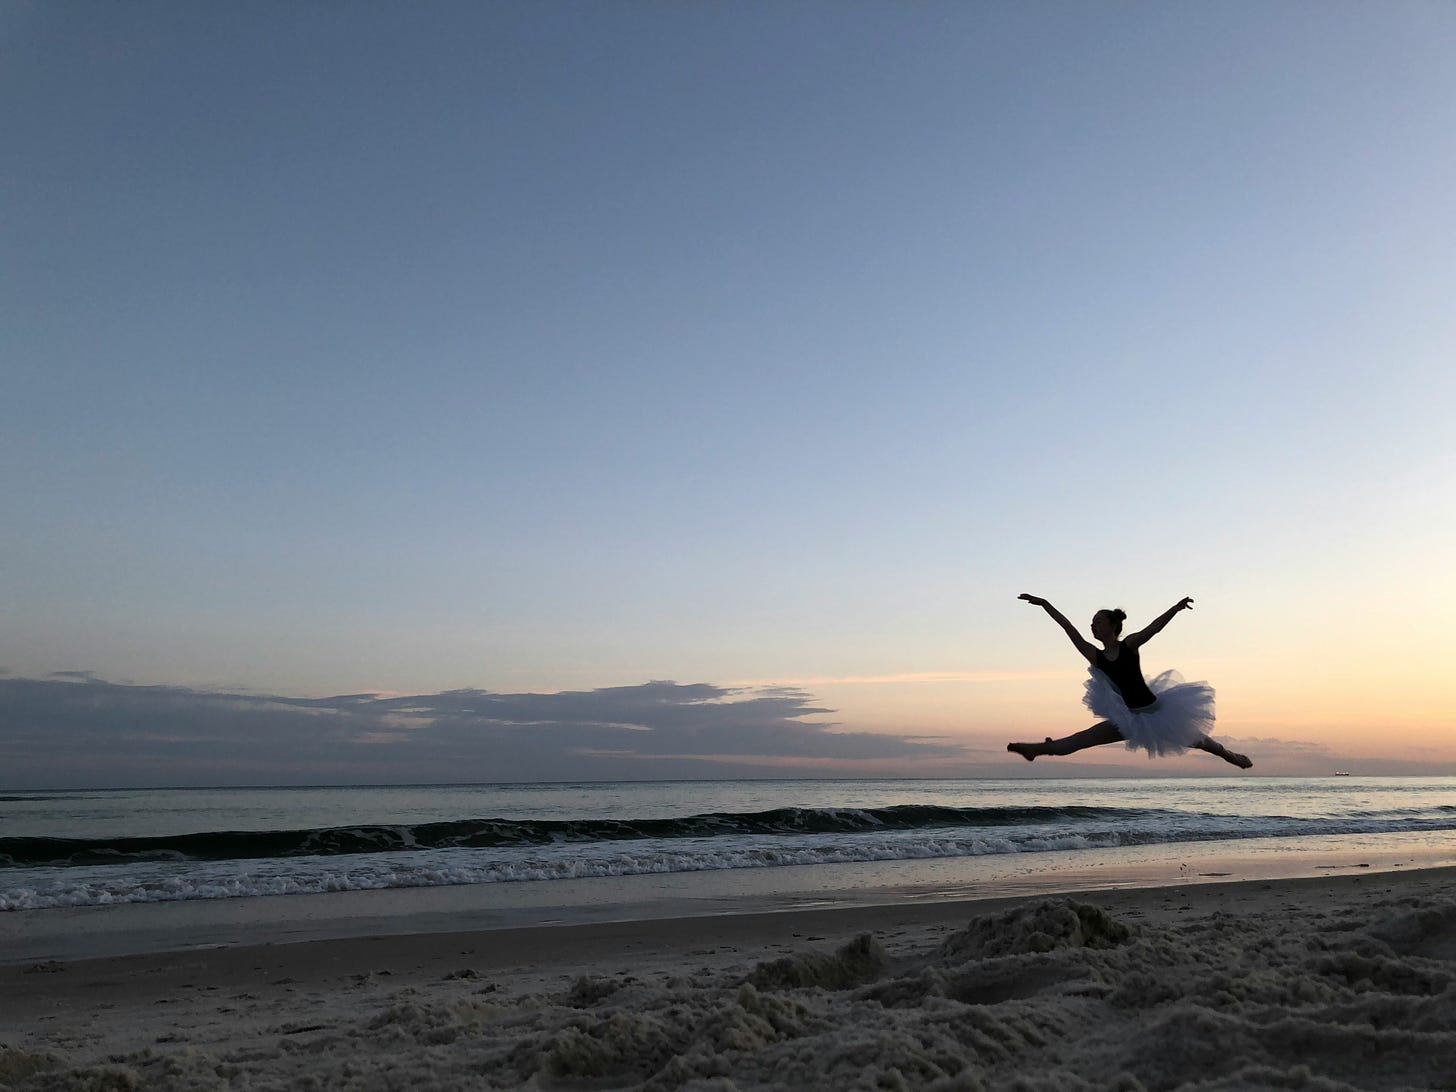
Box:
[4,2,1454,788]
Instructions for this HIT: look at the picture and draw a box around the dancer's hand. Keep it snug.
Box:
[1018,594,1048,607]
[1177,596,1194,611]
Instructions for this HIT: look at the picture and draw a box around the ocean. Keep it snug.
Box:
[5,777,1455,917]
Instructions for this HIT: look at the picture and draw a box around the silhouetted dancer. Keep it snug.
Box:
[1007,595,1251,769]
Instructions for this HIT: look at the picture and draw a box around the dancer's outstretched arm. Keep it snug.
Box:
[1126,596,1194,649]
[1018,594,1096,663]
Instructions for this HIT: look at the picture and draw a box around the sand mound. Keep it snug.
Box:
[747,933,888,990]
[0,1047,65,1085]
[1365,902,1456,961]
[938,899,1135,961]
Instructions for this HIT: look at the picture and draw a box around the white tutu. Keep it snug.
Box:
[1082,667,1215,757]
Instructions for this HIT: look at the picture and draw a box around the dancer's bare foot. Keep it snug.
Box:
[1197,738,1252,769]
[1007,739,1050,761]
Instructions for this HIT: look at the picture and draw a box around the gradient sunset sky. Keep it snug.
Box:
[5,2,1453,787]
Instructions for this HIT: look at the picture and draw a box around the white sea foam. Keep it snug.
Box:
[6,814,1456,911]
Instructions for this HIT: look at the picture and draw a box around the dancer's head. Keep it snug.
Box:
[1091,608,1126,644]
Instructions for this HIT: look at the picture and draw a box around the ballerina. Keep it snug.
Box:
[1007,594,1251,769]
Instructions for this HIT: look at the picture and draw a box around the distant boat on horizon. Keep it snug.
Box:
[1333,771,1351,776]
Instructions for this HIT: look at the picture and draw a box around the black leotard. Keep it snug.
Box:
[1094,642,1157,710]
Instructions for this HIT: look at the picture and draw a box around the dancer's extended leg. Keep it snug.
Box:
[1195,737,1252,769]
[1007,721,1123,761]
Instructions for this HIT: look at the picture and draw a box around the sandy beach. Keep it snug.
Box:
[5,866,1456,1090]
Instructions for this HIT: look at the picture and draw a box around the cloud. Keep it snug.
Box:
[730,670,1078,687]
[0,675,967,789]
[1209,734,1456,776]
[1221,736,1334,757]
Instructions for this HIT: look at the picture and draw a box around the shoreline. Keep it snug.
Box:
[5,830,1453,966]
[4,865,1456,1089]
